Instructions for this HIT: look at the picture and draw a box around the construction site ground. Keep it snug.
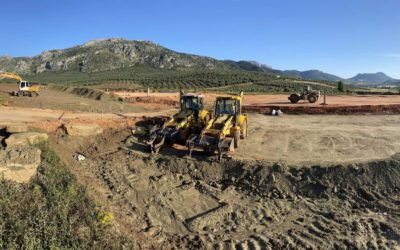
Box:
[114,91,400,107]
[0,84,399,248]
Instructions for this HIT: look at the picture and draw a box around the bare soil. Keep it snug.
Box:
[0,84,171,113]
[234,114,400,165]
[113,91,400,106]
[0,106,175,127]
[0,85,399,248]
[49,128,400,249]
[114,91,400,114]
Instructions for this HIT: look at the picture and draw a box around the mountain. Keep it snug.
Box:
[0,38,396,86]
[0,38,238,75]
[282,70,343,82]
[346,72,396,85]
[235,61,275,72]
[0,38,342,82]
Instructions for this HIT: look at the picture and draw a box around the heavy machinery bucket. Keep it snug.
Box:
[145,122,165,154]
[147,127,180,154]
[148,134,166,154]
[217,138,233,162]
[187,135,233,162]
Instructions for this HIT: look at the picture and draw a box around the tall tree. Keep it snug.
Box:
[338,81,344,92]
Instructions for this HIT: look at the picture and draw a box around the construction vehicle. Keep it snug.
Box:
[186,91,248,161]
[0,72,40,97]
[288,86,320,103]
[146,91,211,154]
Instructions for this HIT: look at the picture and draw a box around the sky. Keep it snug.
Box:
[0,0,399,78]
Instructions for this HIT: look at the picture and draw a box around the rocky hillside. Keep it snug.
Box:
[347,72,397,85]
[1,38,396,86]
[0,39,237,75]
[282,69,344,82]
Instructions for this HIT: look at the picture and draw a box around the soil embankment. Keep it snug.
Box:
[244,104,400,115]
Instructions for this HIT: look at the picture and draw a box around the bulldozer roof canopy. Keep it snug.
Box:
[182,93,203,98]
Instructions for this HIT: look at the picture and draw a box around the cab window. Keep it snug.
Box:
[181,97,200,110]
[216,99,236,115]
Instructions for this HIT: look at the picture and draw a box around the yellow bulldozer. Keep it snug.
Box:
[186,91,248,161]
[147,91,211,154]
[0,72,40,97]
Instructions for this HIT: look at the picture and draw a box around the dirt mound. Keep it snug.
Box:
[124,96,179,107]
[50,85,116,101]
[116,154,400,249]
[70,87,115,101]
[51,129,400,249]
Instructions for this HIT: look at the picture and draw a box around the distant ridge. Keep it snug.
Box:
[346,72,397,85]
[0,38,397,85]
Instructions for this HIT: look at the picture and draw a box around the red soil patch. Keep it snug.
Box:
[30,117,144,133]
[244,104,400,115]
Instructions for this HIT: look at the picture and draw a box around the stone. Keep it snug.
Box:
[64,123,103,137]
[0,146,41,183]
[5,132,48,147]
[6,124,28,133]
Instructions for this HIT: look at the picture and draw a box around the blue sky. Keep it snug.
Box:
[1,0,399,78]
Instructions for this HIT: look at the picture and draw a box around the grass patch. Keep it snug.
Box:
[0,143,134,249]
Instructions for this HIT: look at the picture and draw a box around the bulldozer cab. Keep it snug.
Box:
[215,92,243,117]
[180,94,204,112]
[215,98,239,116]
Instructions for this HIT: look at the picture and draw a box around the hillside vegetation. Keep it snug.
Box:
[23,66,340,93]
[0,38,347,93]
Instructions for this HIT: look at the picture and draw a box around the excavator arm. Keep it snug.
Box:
[0,72,40,96]
[0,72,22,82]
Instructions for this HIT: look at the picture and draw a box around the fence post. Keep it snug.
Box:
[322,94,327,105]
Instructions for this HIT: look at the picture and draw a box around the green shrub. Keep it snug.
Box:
[0,143,133,249]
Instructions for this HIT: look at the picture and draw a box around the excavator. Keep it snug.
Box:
[186,91,248,161]
[0,72,40,97]
[146,91,211,154]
